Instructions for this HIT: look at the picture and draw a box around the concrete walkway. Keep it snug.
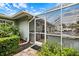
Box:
[14,47,38,56]
[14,41,42,56]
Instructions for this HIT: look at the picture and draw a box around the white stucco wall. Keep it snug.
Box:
[15,18,29,42]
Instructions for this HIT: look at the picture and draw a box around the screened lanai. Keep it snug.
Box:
[0,3,79,50]
[29,3,79,50]
[29,3,61,47]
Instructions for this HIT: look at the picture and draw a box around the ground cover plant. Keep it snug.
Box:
[38,41,79,56]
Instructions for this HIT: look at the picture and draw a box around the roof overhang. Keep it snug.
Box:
[0,14,13,20]
[12,11,33,20]
[0,11,33,21]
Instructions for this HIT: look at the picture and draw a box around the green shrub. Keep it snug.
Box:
[62,48,79,56]
[38,43,54,56]
[38,42,61,56]
[38,41,79,56]
[0,23,20,38]
[0,35,20,56]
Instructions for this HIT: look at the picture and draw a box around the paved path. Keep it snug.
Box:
[14,42,42,56]
[14,47,38,56]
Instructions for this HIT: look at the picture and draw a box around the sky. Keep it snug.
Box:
[0,3,58,16]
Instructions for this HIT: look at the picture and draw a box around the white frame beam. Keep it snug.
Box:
[44,16,47,43]
[60,3,63,55]
[34,18,36,44]
[28,16,35,43]
[29,16,35,23]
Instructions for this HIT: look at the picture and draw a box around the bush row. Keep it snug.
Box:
[0,35,20,56]
[38,41,79,56]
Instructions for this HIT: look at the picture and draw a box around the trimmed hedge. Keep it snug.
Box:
[0,35,20,56]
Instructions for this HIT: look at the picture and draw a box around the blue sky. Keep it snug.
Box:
[0,3,58,16]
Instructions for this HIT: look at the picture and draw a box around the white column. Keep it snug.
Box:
[34,18,36,44]
[28,16,35,43]
[27,22,29,42]
[44,16,47,43]
[60,3,63,54]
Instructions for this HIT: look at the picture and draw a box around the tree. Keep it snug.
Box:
[68,21,79,35]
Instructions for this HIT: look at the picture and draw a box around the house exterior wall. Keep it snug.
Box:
[15,17,29,42]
